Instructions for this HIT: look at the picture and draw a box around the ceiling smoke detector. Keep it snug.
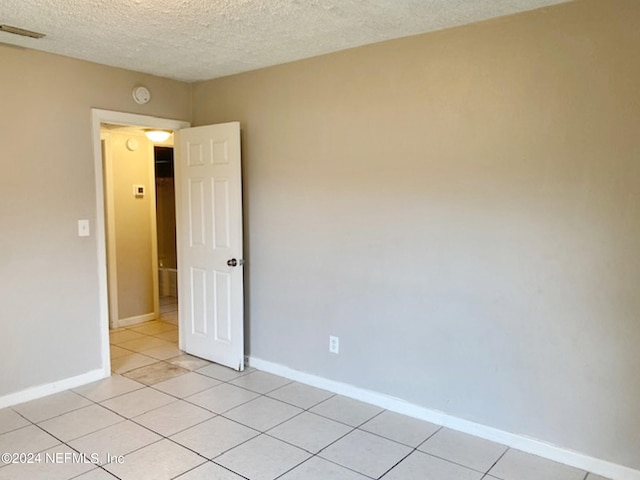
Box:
[0,24,45,39]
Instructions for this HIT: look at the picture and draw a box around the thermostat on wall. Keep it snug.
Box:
[133,185,145,197]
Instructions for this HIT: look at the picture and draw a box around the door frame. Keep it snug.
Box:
[91,109,190,376]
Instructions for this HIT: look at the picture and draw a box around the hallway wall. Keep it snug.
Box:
[105,131,156,323]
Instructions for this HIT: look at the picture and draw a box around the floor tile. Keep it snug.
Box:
[117,337,174,353]
[0,424,60,456]
[196,363,252,382]
[266,382,334,409]
[418,428,507,472]
[224,396,302,431]
[12,390,92,423]
[153,372,221,398]
[133,400,214,436]
[69,420,161,465]
[215,434,310,480]
[110,345,132,359]
[38,404,124,442]
[73,468,120,479]
[74,375,144,402]
[168,354,212,371]
[279,456,370,480]
[319,429,412,478]
[110,330,147,345]
[360,410,440,447]
[488,449,586,480]
[174,462,245,479]
[228,371,291,394]
[101,387,175,418]
[141,344,182,360]
[111,353,158,374]
[122,361,189,385]
[381,450,483,480]
[0,444,95,480]
[187,383,260,413]
[105,439,204,480]
[159,311,178,324]
[153,330,179,342]
[268,411,351,453]
[310,395,384,427]
[129,322,176,336]
[171,416,259,459]
[0,408,30,435]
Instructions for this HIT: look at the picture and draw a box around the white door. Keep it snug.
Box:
[175,122,244,370]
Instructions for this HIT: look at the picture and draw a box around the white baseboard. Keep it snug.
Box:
[0,369,107,409]
[249,356,640,480]
[115,312,156,328]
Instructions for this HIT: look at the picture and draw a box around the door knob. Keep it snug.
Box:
[227,258,244,267]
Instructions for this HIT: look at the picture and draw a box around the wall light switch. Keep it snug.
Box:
[78,219,90,237]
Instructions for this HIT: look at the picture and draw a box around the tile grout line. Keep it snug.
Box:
[482,445,510,479]
[85,367,304,478]
[4,365,420,480]
[11,398,97,427]
[153,373,366,479]
[6,367,453,480]
[11,321,602,480]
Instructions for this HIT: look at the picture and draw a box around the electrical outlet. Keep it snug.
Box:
[329,336,339,354]
[77,219,90,237]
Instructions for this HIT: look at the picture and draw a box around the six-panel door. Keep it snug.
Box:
[175,122,244,371]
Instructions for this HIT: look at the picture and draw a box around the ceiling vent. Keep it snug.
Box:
[0,24,45,39]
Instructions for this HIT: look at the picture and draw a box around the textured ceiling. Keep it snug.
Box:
[2,0,572,82]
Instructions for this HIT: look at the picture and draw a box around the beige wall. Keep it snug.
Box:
[0,45,190,396]
[192,0,640,469]
[105,132,156,322]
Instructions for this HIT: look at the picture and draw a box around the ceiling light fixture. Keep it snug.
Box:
[144,130,171,142]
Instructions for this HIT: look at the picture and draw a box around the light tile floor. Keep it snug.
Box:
[0,305,611,479]
[159,295,178,326]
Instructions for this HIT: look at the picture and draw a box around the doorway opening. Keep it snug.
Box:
[92,110,245,377]
[91,109,190,377]
[154,145,181,366]
[101,125,174,326]
[155,145,179,326]
[100,124,184,374]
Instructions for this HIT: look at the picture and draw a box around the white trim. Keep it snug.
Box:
[92,112,111,377]
[101,134,119,327]
[249,356,640,480]
[0,369,106,409]
[91,109,190,378]
[147,138,160,323]
[113,312,157,328]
